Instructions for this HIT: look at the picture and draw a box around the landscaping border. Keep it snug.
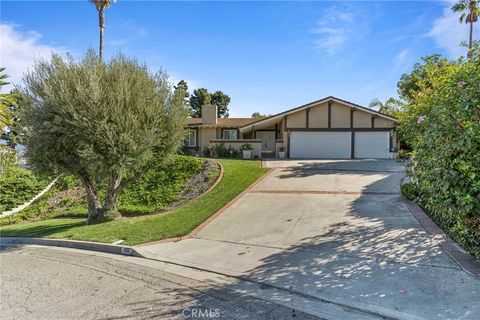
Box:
[402,196,480,278]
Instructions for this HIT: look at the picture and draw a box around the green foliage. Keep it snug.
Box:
[189,88,231,118]
[19,51,188,222]
[0,68,15,130]
[0,156,206,225]
[0,145,19,178]
[1,89,27,149]
[251,112,269,119]
[401,182,420,200]
[368,97,403,117]
[400,46,480,259]
[240,143,253,150]
[0,167,50,212]
[0,160,268,245]
[0,175,88,226]
[397,54,449,103]
[205,143,239,158]
[117,155,203,214]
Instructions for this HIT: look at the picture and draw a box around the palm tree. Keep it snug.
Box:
[0,68,14,130]
[89,0,115,62]
[369,97,402,116]
[452,0,479,57]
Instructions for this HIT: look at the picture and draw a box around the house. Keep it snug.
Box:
[185,96,398,159]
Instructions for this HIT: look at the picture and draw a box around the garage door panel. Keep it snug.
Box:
[290,132,351,159]
[354,131,390,159]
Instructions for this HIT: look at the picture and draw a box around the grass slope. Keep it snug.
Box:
[0,155,207,226]
[0,160,267,245]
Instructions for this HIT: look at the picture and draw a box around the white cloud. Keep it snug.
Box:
[310,5,368,55]
[394,49,410,71]
[0,23,64,92]
[428,2,479,58]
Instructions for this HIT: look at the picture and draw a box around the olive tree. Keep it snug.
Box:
[20,51,188,224]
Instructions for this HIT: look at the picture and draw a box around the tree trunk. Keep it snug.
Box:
[468,21,473,59]
[103,172,122,211]
[80,175,101,224]
[98,8,105,63]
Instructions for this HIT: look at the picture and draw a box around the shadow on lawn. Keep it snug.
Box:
[1,219,85,238]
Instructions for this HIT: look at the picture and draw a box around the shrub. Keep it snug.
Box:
[401,182,419,200]
[240,143,253,150]
[399,46,480,259]
[0,167,51,212]
[0,145,18,178]
[116,155,204,214]
[206,143,239,158]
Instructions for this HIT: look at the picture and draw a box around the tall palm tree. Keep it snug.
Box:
[89,0,115,62]
[0,68,14,130]
[369,97,402,116]
[452,0,479,57]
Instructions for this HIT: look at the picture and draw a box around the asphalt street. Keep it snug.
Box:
[0,245,320,320]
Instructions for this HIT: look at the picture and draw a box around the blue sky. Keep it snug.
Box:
[1,1,477,117]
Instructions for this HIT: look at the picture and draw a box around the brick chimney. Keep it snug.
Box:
[202,104,218,125]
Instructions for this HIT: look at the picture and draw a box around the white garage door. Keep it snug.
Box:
[354,131,390,159]
[290,132,351,159]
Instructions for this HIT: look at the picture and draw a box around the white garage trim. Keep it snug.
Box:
[354,131,390,159]
[290,131,352,159]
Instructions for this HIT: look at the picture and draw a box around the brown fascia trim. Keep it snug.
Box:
[239,95,398,130]
[306,108,310,128]
[350,108,355,128]
[351,131,355,159]
[210,139,261,143]
[327,101,332,128]
[287,127,393,132]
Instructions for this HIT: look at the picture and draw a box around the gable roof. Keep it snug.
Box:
[187,118,256,128]
[239,96,398,132]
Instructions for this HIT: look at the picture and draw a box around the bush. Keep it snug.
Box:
[0,145,18,178]
[116,155,204,214]
[205,143,239,158]
[0,167,51,212]
[401,182,419,200]
[399,46,480,259]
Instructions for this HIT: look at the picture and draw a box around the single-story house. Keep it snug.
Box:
[185,96,398,159]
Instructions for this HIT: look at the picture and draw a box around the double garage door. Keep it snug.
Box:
[290,131,390,159]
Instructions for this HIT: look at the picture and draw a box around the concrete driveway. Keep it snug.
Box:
[138,159,480,319]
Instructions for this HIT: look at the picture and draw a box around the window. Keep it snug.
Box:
[223,129,238,140]
[185,129,196,147]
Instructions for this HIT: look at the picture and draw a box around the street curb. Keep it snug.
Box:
[402,196,480,278]
[0,237,145,258]
[136,167,275,246]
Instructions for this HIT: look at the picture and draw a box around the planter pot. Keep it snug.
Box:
[278,151,285,159]
[242,150,252,159]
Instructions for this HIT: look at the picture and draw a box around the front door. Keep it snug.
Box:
[256,131,276,152]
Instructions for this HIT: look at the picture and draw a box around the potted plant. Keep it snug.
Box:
[278,147,286,159]
[240,144,253,159]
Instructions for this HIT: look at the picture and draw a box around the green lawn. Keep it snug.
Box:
[0,159,268,245]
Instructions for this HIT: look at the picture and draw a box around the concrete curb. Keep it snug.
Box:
[136,167,275,246]
[0,237,144,258]
[1,177,58,217]
[402,196,480,278]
